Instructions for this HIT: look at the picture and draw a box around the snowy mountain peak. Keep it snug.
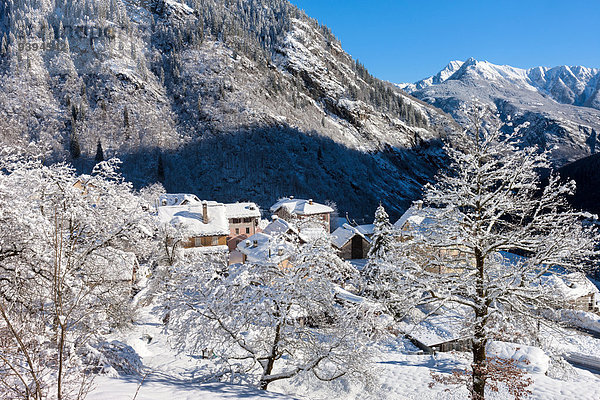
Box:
[436,60,464,83]
[401,58,600,165]
[402,58,600,110]
[462,56,477,66]
[396,60,463,92]
[447,58,534,89]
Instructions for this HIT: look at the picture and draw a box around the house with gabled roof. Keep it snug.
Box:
[158,200,229,253]
[262,216,298,236]
[394,201,471,273]
[236,232,294,269]
[541,271,599,313]
[270,197,334,232]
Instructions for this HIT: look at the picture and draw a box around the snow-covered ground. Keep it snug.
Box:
[89,303,600,400]
[88,378,294,400]
[88,305,296,400]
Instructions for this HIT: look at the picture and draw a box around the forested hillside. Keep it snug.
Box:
[0,0,456,219]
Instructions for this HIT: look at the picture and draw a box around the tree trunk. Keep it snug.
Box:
[258,380,269,391]
[258,320,282,390]
[57,323,65,400]
[471,248,488,400]
[471,330,487,400]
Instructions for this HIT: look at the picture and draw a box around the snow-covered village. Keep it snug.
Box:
[2,1,600,400]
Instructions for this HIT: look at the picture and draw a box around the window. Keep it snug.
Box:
[246,227,250,234]
[232,218,241,224]
[212,237,219,246]
[235,228,239,234]
[243,217,252,223]
[194,237,202,247]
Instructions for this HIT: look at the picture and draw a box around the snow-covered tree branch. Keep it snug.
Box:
[164,237,378,391]
[0,153,155,399]
[401,110,598,400]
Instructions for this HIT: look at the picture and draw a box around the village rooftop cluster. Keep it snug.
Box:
[155,193,600,317]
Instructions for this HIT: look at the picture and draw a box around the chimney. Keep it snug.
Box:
[268,248,272,258]
[272,215,279,221]
[308,199,313,205]
[202,201,208,224]
[277,247,284,256]
[253,239,258,247]
[414,200,423,210]
[289,195,294,199]
[245,240,251,248]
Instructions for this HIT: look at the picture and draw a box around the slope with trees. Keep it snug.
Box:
[0,0,456,219]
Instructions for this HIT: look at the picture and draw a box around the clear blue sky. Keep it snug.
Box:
[289,0,600,83]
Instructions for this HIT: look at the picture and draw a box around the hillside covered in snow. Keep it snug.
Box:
[0,0,459,220]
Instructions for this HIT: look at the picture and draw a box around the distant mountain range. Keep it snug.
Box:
[399,58,600,165]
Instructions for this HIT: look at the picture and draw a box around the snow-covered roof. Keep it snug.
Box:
[331,223,372,249]
[73,175,92,186]
[333,286,380,308]
[394,203,463,245]
[157,202,229,237]
[298,226,328,243]
[269,197,334,216]
[224,202,261,219]
[185,245,229,255]
[542,272,599,301]
[393,202,440,231]
[355,224,375,236]
[262,218,298,236]
[158,193,201,207]
[237,232,293,265]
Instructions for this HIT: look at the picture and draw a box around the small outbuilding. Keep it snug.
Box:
[331,223,372,260]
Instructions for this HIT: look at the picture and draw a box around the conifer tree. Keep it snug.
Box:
[157,153,165,182]
[360,204,409,318]
[70,133,81,159]
[367,204,394,260]
[95,139,104,163]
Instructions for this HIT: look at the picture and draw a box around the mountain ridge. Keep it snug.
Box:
[400,58,600,110]
[399,58,600,166]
